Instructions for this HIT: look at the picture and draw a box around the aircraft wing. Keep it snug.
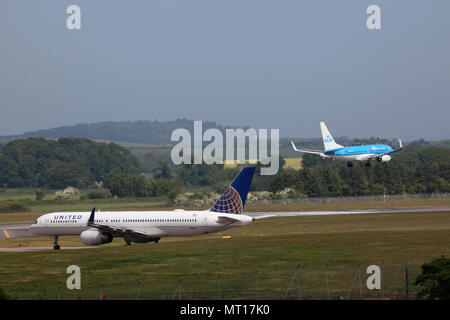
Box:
[87,208,165,238]
[290,141,324,155]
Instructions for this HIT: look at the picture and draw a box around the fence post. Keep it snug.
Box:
[218,274,221,300]
[100,282,104,300]
[380,261,384,298]
[137,280,142,300]
[255,270,258,300]
[357,263,362,298]
[404,265,409,297]
[326,263,329,300]
[403,260,409,297]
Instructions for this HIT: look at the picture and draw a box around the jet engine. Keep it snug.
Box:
[380,155,392,162]
[80,230,113,246]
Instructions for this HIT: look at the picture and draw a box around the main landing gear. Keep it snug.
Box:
[364,161,371,168]
[347,161,353,168]
[53,235,60,250]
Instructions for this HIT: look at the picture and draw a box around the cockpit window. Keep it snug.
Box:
[32,220,38,225]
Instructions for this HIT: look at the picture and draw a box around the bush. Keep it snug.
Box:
[0,201,30,213]
[415,256,450,300]
[35,190,45,201]
[86,189,112,199]
[0,288,9,300]
[108,174,150,198]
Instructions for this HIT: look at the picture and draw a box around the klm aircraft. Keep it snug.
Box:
[291,122,403,167]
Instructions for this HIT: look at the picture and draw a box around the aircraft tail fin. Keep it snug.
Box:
[209,167,255,214]
[320,122,343,151]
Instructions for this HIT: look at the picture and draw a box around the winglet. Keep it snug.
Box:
[291,141,300,152]
[398,138,403,149]
[88,207,96,223]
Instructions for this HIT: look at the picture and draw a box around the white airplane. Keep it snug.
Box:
[291,122,403,167]
[29,167,256,250]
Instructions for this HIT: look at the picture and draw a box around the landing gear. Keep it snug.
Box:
[364,161,371,168]
[124,236,132,245]
[347,161,353,168]
[53,235,60,250]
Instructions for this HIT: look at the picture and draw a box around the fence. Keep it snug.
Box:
[2,259,432,300]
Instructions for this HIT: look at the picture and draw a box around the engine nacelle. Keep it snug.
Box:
[80,230,113,246]
[380,155,392,162]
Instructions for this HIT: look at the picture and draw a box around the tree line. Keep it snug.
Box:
[0,137,448,199]
[0,137,140,189]
[141,144,450,198]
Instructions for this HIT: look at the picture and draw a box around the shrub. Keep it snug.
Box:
[0,201,30,213]
[415,256,450,300]
[35,190,45,201]
[0,288,10,300]
[86,189,112,199]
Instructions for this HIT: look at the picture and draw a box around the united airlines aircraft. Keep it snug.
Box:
[291,122,403,167]
[29,167,256,250]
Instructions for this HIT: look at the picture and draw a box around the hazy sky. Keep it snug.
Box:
[1,1,449,140]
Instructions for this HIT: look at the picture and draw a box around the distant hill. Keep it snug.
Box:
[1,119,234,145]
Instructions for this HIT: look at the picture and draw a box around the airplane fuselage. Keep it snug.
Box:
[29,210,254,238]
[323,144,394,161]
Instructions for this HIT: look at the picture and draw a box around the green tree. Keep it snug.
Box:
[415,256,450,300]
[153,161,173,179]
[108,174,150,198]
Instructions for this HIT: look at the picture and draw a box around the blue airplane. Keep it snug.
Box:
[291,122,403,167]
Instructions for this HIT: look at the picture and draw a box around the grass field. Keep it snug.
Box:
[1,201,449,300]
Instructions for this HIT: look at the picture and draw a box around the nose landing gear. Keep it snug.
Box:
[53,235,60,250]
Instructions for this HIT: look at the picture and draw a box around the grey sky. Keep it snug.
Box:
[1,1,449,140]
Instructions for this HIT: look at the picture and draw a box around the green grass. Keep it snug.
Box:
[1,210,449,300]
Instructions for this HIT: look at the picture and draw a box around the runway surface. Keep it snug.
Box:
[248,206,450,219]
[0,246,96,252]
[1,206,449,239]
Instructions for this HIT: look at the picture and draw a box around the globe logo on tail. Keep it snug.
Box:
[210,186,243,214]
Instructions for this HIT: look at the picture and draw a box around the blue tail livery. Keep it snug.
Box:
[210,167,256,214]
